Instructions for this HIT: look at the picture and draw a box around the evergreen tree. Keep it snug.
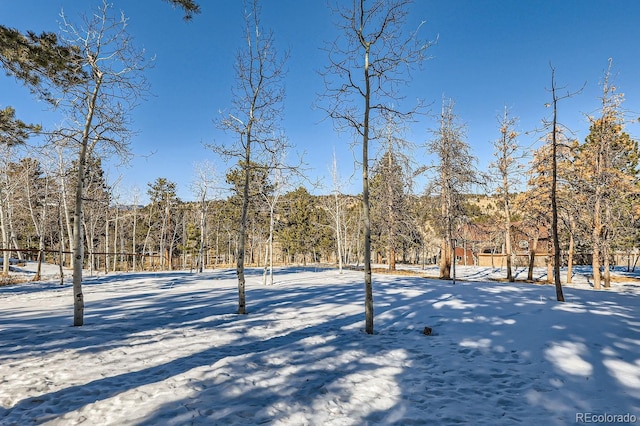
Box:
[370,149,411,271]
[0,27,86,102]
[225,162,272,266]
[522,136,571,282]
[574,66,639,288]
[279,187,315,264]
[162,0,201,20]
[426,98,483,282]
[0,107,41,146]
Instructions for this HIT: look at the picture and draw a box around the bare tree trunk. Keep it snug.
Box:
[58,204,65,285]
[593,201,602,290]
[262,234,269,286]
[6,185,20,262]
[439,187,451,279]
[237,137,250,315]
[549,67,565,301]
[386,146,396,272]
[27,164,49,281]
[72,73,103,326]
[463,240,468,266]
[198,196,206,273]
[269,204,274,284]
[34,244,43,281]
[567,223,575,284]
[159,202,168,270]
[227,231,232,267]
[104,210,110,275]
[0,195,9,277]
[603,240,611,289]
[439,238,450,279]
[0,148,11,276]
[141,204,154,271]
[451,238,457,285]
[112,208,119,272]
[72,151,87,325]
[503,174,513,282]
[362,39,374,335]
[527,233,539,281]
[58,150,73,269]
[214,222,220,269]
[168,214,179,271]
[132,203,138,271]
[331,153,344,274]
[335,193,343,273]
[603,204,612,288]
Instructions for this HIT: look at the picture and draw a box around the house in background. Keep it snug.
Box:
[454,222,551,268]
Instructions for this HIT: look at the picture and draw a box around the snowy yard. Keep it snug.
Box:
[1,264,639,425]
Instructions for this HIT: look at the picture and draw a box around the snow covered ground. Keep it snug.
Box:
[1,263,639,425]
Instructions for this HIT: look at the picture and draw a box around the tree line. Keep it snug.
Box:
[2,102,638,287]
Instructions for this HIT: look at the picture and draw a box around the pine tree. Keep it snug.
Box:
[575,63,639,288]
[279,187,315,264]
[427,98,482,282]
[0,107,41,147]
[370,148,411,271]
[523,133,574,284]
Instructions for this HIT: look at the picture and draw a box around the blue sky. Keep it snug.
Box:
[2,0,640,202]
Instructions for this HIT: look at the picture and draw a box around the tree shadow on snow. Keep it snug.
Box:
[0,267,399,423]
[1,267,640,424]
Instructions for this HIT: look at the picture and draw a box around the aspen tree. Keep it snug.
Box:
[321,0,430,334]
[56,2,150,325]
[212,0,288,314]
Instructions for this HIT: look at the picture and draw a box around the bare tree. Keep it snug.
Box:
[212,0,288,314]
[10,154,55,281]
[52,1,150,325]
[0,145,16,275]
[540,64,583,301]
[190,160,219,273]
[321,0,430,334]
[329,150,347,273]
[147,178,179,270]
[54,144,75,269]
[548,67,566,301]
[490,107,523,282]
[127,186,142,271]
[0,108,41,275]
[260,164,288,286]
